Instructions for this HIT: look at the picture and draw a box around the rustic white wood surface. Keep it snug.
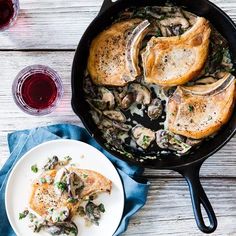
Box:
[0,0,236,235]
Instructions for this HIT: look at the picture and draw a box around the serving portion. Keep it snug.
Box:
[5,140,124,236]
[83,5,235,159]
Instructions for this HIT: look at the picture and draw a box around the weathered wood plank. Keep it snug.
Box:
[0,0,236,49]
[1,51,236,178]
[123,178,236,236]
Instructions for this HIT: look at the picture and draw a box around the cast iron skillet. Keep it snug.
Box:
[71,0,236,233]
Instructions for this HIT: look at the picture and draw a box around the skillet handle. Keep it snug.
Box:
[178,163,217,234]
[99,0,116,15]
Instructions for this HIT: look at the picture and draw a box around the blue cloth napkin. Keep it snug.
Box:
[0,124,149,236]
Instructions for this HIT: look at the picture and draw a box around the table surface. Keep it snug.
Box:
[1,0,236,235]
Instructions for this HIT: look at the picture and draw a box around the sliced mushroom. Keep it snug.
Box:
[67,172,84,199]
[156,130,191,154]
[126,20,150,77]
[85,202,105,226]
[46,221,78,236]
[120,92,134,110]
[103,110,126,122]
[129,83,151,105]
[98,118,130,132]
[148,98,163,120]
[186,138,203,147]
[132,125,155,149]
[93,87,115,110]
[43,156,59,171]
[160,17,190,29]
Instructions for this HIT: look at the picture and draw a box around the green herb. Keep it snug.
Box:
[83,174,88,178]
[143,135,150,144]
[67,198,78,204]
[64,156,72,161]
[19,210,29,220]
[156,28,162,37]
[188,105,194,112]
[40,178,46,184]
[98,203,105,213]
[70,228,78,235]
[31,164,38,173]
[55,182,67,191]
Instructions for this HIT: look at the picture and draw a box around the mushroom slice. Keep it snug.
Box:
[167,73,236,139]
[148,98,163,120]
[46,221,78,236]
[132,125,155,149]
[156,129,191,154]
[67,172,84,199]
[88,19,150,86]
[97,87,115,110]
[103,110,126,123]
[160,17,190,29]
[126,20,150,78]
[120,93,134,110]
[129,83,151,105]
[142,17,211,86]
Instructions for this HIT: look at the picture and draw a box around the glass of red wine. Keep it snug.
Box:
[0,0,19,31]
[12,65,64,116]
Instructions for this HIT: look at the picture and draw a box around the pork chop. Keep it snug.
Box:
[88,19,150,86]
[142,17,211,86]
[166,73,236,139]
[29,168,112,218]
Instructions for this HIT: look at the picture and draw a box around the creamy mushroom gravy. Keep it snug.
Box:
[83,5,234,160]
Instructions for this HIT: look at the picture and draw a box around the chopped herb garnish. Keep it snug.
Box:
[64,156,72,161]
[156,28,162,37]
[40,178,46,184]
[67,198,78,204]
[55,182,67,191]
[19,210,29,220]
[142,135,150,144]
[31,164,38,173]
[98,203,105,213]
[188,105,194,112]
[83,174,88,178]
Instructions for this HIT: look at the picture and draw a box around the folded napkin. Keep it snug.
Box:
[0,124,149,236]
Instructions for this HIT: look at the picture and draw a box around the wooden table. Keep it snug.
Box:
[1,0,236,235]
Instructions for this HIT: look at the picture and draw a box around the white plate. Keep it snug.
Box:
[5,139,124,236]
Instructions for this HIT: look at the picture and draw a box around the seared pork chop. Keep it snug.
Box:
[88,19,150,86]
[142,17,211,86]
[29,168,112,218]
[166,73,236,139]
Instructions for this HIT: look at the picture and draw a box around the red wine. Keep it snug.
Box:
[0,0,14,29]
[21,73,58,110]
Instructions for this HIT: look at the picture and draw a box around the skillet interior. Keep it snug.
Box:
[71,0,236,169]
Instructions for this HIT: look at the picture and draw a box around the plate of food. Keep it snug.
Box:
[5,139,124,236]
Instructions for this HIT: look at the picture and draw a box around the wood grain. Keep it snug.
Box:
[123,178,236,236]
[0,0,235,49]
